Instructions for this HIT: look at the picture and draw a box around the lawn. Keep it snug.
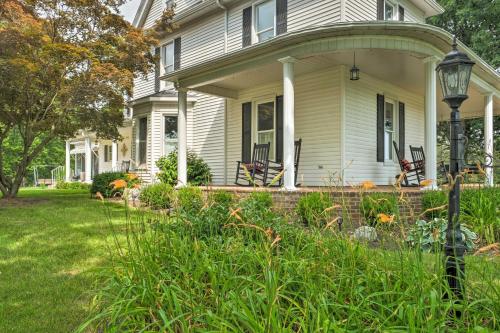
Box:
[0,188,126,333]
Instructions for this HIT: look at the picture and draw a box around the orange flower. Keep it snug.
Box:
[110,179,127,190]
[127,173,138,181]
[377,213,395,223]
[360,181,376,190]
[419,179,434,187]
[132,183,141,189]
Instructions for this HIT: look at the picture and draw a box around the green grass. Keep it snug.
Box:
[0,188,127,333]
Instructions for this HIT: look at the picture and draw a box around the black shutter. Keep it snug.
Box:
[377,0,384,20]
[398,5,405,21]
[377,94,385,162]
[276,0,287,35]
[154,46,160,92]
[104,145,108,162]
[275,95,284,163]
[242,7,252,47]
[174,37,181,70]
[398,102,405,158]
[242,102,252,162]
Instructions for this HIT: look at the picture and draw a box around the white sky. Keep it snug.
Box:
[119,0,141,23]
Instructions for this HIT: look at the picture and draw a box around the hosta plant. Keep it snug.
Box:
[406,218,478,252]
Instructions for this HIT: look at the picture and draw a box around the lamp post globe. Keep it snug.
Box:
[436,37,474,305]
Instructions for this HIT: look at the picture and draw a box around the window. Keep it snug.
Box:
[384,0,397,20]
[138,117,148,165]
[161,41,174,74]
[103,145,112,162]
[384,99,396,161]
[256,101,275,160]
[254,0,275,42]
[164,116,178,156]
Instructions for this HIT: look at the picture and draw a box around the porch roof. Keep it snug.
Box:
[162,22,499,96]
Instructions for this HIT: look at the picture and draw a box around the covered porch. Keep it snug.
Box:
[165,22,499,189]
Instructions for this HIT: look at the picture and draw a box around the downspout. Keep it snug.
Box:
[215,0,228,53]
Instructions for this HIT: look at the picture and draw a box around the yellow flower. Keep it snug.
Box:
[419,179,434,187]
[377,213,395,223]
[360,181,376,190]
[126,173,138,181]
[110,179,127,190]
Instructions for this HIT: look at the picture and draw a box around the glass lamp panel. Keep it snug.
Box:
[443,64,459,97]
[437,69,447,98]
[457,64,472,95]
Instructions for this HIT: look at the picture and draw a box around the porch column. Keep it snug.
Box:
[484,93,494,186]
[65,141,71,181]
[84,137,92,183]
[111,141,118,171]
[177,88,188,187]
[424,57,438,189]
[279,56,297,191]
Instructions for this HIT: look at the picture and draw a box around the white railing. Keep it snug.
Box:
[51,166,65,187]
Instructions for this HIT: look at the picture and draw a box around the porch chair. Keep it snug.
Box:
[235,142,271,186]
[267,139,302,186]
[409,145,426,184]
[392,141,425,186]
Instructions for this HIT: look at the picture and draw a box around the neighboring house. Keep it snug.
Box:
[67,0,500,188]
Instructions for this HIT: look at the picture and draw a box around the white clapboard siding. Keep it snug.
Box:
[143,0,165,29]
[399,0,425,23]
[133,72,155,100]
[345,0,377,21]
[226,67,341,186]
[97,127,133,173]
[191,94,226,184]
[343,69,424,185]
[175,0,202,13]
[288,0,341,30]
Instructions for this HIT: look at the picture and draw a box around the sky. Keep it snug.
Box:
[119,0,141,23]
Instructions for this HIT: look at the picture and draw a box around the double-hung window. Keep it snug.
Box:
[254,0,275,43]
[384,99,396,161]
[103,145,112,162]
[164,115,178,156]
[256,101,275,160]
[161,41,174,74]
[138,117,148,165]
[384,0,398,20]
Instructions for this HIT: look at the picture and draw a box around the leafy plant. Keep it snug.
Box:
[295,192,333,227]
[360,193,399,226]
[461,188,500,243]
[90,172,126,198]
[421,190,447,219]
[406,218,478,252]
[175,186,204,216]
[139,183,173,210]
[55,181,90,190]
[156,150,212,186]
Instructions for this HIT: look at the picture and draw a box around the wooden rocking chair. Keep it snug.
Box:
[393,141,425,186]
[235,142,271,186]
[268,139,302,186]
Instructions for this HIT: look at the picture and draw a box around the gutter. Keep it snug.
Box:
[215,0,229,53]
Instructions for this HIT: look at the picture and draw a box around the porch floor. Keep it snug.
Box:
[199,185,426,193]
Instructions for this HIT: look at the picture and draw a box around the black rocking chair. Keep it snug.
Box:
[235,142,271,186]
[268,139,302,186]
[393,141,425,186]
[409,145,426,184]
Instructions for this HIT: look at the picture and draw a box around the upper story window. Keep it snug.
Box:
[384,1,397,20]
[380,0,404,21]
[254,0,275,42]
[161,41,174,74]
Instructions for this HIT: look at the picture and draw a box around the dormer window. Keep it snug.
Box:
[254,0,275,42]
[161,41,174,74]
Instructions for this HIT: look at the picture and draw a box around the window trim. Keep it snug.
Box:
[383,0,399,21]
[137,116,148,166]
[161,41,175,75]
[104,145,112,163]
[252,0,276,44]
[383,97,399,162]
[253,98,276,161]
[162,114,178,157]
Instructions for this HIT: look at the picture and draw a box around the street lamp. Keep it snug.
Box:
[436,37,475,302]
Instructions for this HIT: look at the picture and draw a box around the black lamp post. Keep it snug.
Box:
[436,37,474,302]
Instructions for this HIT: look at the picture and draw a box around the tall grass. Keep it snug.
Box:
[80,189,500,332]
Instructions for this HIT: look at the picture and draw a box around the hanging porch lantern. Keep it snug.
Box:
[350,52,360,81]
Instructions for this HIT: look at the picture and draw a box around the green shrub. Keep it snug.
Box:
[90,171,126,198]
[55,181,90,190]
[295,192,333,227]
[406,218,478,252]
[156,150,212,186]
[175,186,203,216]
[421,190,447,219]
[139,183,173,210]
[208,190,234,210]
[360,193,399,226]
[239,192,276,227]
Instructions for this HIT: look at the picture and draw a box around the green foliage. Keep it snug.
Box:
[175,186,204,216]
[139,183,173,210]
[156,150,212,186]
[360,193,399,226]
[90,172,126,198]
[239,192,276,226]
[295,192,333,227]
[406,218,478,252]
[55,181,90,190]
[422,188,500,242]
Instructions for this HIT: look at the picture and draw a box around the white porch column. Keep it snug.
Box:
[65,141,71,181]
[84,137,92,183]
[424,57,438,189]
[177,88,188,187]
[484,93,494,186]
[279,56,297,191]
[111,141,118,171]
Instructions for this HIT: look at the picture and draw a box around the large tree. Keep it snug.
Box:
[0,0,172,198]
[428,0,499,68]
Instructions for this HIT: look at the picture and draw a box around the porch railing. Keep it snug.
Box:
[51,166,65,187]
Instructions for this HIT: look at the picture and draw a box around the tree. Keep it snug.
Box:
[0,0,174,198]
[428,0,499,68]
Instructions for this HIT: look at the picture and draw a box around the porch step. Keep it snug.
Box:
[132,169,152,184]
